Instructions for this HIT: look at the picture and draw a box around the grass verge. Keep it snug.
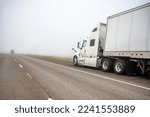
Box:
[27,54,72,65]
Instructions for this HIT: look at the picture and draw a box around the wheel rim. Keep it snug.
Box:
[115,62,122,72]
[103,61,109,70]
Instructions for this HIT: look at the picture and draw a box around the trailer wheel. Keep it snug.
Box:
[73,56,78,66]
[102,58,113,72]
[114,59,126,75]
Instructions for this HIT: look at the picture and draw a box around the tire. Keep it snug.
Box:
[114,59,127,75]
[73,56,78,66]
[102,58,113,72]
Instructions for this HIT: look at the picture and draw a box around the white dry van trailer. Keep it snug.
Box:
[72,3,150,75]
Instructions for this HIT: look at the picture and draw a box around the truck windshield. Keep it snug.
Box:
[92,27,97,32]
[82,40,87,47]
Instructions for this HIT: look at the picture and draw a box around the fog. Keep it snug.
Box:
[0,0,149,56]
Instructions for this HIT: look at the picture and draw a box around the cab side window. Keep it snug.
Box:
[90,39,95,46]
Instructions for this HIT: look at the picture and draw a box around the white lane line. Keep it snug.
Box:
[26,73,32,79]
[39,60,150,91]
[19,64,23,68]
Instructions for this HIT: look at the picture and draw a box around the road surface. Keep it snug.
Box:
[0,54,150,99]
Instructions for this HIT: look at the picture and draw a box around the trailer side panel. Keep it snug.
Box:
[104,3,150,59]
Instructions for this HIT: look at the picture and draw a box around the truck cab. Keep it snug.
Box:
[73,23,106,67]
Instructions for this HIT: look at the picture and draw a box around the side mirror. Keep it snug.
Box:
[77,42,80,48]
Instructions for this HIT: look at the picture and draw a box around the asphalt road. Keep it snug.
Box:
[0,54,150,100]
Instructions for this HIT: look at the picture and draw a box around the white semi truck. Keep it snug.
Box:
[72,3,150,75]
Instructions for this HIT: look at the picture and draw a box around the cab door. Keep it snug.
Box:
[78,40,87,66]
[84,38,98,67]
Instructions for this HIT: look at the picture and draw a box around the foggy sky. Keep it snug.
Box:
[0,0,149,56]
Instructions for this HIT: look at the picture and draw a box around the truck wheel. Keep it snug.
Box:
[114,59,126,75]
[102,58,113,72]
[73,56,78,66]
